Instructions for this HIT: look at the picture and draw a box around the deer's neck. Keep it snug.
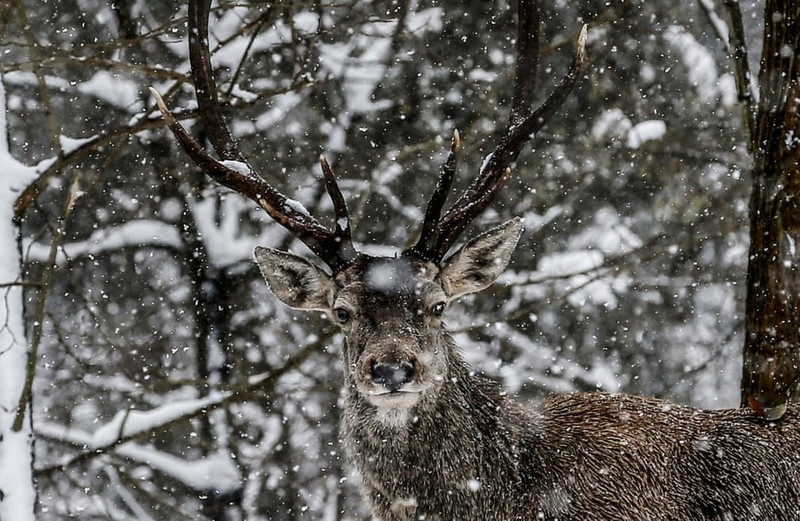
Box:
[342,347,544,518]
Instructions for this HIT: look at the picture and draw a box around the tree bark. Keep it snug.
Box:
[0,82,37,520]
[742,0,800,419]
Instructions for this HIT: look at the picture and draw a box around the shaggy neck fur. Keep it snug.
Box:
[340,339,800,521]
[341,340,544,521]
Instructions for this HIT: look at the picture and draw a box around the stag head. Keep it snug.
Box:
[253,218,522,413]
[150,0,585,412]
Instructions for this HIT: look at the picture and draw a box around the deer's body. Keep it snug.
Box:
[348,372,800,520]
[253,245,800,520]
[156,1,800,518]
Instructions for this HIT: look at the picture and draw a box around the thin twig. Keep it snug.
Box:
[0,281,42,289]
[34,335,326,477]
[10,0,62,158]
[722,0,757,150]
[13,175,83,431]
[1,55,191,83]
[698,0,756,152]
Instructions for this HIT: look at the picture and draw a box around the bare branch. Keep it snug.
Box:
[699,0,756,153]
[723,0,757,152]
[187,0,242,162]
[34,336,325,477]
[13,174,83,431]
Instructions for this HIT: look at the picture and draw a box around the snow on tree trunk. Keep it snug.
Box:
[742,0,800,419]
[0,80,37,519]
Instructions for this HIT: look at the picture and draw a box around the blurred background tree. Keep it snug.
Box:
[738,0,800,420]
[0,0,768,519]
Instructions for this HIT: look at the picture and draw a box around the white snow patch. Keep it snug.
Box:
[247,92,303,133]
[587,362,622,392]
[189,195,287,268]
[570,207,643,254]
[534,249,627,309]
[3,70,73,95]
[283,197,312,217]
[228,84,259,103]
[626,120,667,149]
[37,422,242,493]
[522,206,564,234]
[479,152,495,174]
[0,77,37,521]
[90,394,228,447]
[326,124,347,152]
[717,74,738,108]
[640,64,657,83]
[211,7,317,69]
[314,6,449,119]
[78,70,143,112]
[536,250,604,278]
[292,11,320,33]
[119,444,241,493]
[221,160,251,175]
[468,69,497,83]
[697,0,729,41]
[25,219,182,264]
[406,7,444,33]
[591,108,632,142]
[664,26,720,103]
[59,134,98,155]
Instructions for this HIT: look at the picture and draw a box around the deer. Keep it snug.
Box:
[151,0,800,519]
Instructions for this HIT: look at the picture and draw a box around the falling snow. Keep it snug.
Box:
[0,0,791,519]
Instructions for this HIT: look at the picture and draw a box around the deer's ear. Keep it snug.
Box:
[254,247,333,311]
[440,218,523,299]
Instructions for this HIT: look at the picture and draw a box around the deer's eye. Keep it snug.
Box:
[334,308,351,324]
[430,302,446,317]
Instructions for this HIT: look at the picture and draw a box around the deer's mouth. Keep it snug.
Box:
[365,389,422,408]
[359,382,432,408]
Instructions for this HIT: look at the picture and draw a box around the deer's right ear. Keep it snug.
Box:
[253,247,334,311]
[440,218,523,299]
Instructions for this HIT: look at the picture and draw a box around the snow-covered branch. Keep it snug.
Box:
[24,219,183,264]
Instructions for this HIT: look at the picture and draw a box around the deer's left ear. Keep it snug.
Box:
[254,247,334,311]
[440,218,523,299]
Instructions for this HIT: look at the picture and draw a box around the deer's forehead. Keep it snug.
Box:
[334,256,444,305]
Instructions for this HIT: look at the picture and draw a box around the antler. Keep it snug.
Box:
[409,1,588,261]
[152,0,356,269]
[156,0,583,267]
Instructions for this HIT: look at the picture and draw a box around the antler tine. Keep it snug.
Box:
[430,17,588,260]
[319,155,357,264]
[409,130,461,259]
[151,88,349,266]
[151,0,355,270]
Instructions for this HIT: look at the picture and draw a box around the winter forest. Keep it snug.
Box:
[1,0,799,519]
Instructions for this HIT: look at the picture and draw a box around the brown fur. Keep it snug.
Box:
[344,342,800,520]
[255,222,800,520]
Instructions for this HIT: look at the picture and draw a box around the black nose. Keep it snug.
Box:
[371,361,414,392]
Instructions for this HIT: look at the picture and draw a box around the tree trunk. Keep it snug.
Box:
[0,82,37,521]
[742,0,800,419]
